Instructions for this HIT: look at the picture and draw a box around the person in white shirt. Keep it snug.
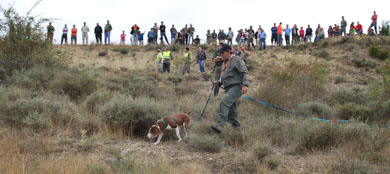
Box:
[61,24,68,45]
[81,22,90,45]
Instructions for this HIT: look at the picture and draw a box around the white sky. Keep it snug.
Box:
[1,0,389,45]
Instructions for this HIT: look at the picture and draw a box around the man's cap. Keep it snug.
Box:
[220,44,232,53]
[186,47,189,50]
[157,49,161,52]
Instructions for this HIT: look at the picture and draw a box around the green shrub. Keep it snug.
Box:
[168,44,182,52]
[10,65,56,90]
[22,112,52,131]
[98,50,108,57]
[329,87,368,105]
[49,70,97,101]
[144,44,163,51]
[186,134,222,153]
[223,126,245,148]
[295,123,340,152]
[98,95,162,136]
[336,102,372,121]
[79,134,100,151]
[189,121,215,135]
[200,44,209,50]
[263,156,281,170]
[0,5,54,76]
[5,97,61,125]
[334,76,349,84]
[255,61,328,109]
[379,21,390,36]
[296,102,334,119]
[352,58,377,68]
[369,44,389,60]
[253,143,273,161]
[84,88,114,113]
[113,47,129,55]
[312,50,331,60]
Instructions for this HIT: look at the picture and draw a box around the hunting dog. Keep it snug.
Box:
[147,113,191,145]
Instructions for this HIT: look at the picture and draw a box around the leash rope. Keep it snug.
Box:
[188,83,215,130]
[241,95,390,128]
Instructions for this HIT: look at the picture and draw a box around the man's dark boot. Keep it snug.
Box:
[211,124,223,134]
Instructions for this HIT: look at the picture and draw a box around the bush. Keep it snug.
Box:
[369,44,389,60]
[329,87,368,105]
[296,102,334,119]
[312,50,331,60]
[186,134,222,153]
[84,88,114,114]
[49,70,97,101]
[113,47,129,55]
[295,123,340,152]
[5,97,61,126]
[98,50,108,57]
[253,143,273,161]
[10,65,56,90]
[255,61,328,109]
[98,95,162,136]
[22,112,52,131]
[352,58,377,68]
[144,44,163,51]
[0,5,54,76]
[263,156,281,170]
[336,102,372,121]
[379,21,390,36]
[223,126,245,148]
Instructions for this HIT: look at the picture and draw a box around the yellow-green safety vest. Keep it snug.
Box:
[156,53,162,62]
[162,51,171,60]
[184,52,192,62]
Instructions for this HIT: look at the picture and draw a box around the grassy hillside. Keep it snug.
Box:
[1,35,390,174]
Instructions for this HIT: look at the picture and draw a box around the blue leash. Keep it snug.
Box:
[241,95,390,128]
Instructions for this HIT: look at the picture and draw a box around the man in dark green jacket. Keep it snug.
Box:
[212,44,249,133]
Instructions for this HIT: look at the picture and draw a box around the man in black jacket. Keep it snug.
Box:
[94,23,103,44]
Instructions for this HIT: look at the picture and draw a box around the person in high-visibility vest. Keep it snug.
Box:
[162,47,172,73]
[156,49,163,73]
[182,47,192,75]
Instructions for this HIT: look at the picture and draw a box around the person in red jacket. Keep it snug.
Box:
[356,22,363,34]
[131,24,140,45]
[299,27,305,44]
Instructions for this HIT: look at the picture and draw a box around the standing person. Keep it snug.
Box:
[277,22,283,46]
[259,28,267,50]
[211,44,249,133]
[94,23,103,45]
[291,24,299,45]
[247,30,255,49]
[305,25,313,43]
[196,47,207,73]
[156,49,163,73]
[227,27,234,45]
[369,11,378,34]
[139,31,145,46]
[234,45,241,57]
[239,30,245,46]
[61,24,68,45]
[271,23,278,46]
[71,25,77,45]
[47,22,55,43]
[104,20,112,45]
[153,23,159,44]
[241,46,249,67]
[218,29,224,44]
[194,35,201,46]
[356,22,363,34]
[182,47,192,75]
[188,24,195,44]
[148,28,155,44]
[176,32,183,45]
[284,24,291,45]
[212,43,224,96]
[314,24,321,42]
[170,25,177,44]
[299,27,305,44]
[183,24,189,45]
[162,47,172,73]
[328,25,333,37]
[81,22,90,45]
[120,30,126,45]
[340,16,347,36]
[211,30,218,45]
[131,24,140,45]
[160,21,169,45]
[206,30,212,45]
[333,24,339,36]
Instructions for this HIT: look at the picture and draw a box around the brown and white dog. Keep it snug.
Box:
[147,113,191,145]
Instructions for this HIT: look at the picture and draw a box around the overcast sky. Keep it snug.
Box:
[1,0,389,45]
